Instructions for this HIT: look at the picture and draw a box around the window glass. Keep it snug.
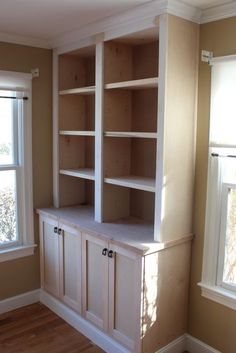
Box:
[0,170,17,245]
[0,98,15,165]
[223,187,236,286]
[210,61,236,146]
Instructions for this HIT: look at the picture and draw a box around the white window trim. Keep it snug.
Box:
[199,55,236,310]
[0,70,36,262]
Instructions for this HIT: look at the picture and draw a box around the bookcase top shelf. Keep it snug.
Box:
[59,86,96,95]
[105,77,158,90]
[60,168,95,180]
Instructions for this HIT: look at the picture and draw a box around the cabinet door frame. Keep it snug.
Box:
[59,222,82,313]
[39,215,60,297]
[82,233,109,331]
[108,243,142,353]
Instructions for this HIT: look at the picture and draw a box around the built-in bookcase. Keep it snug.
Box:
[55,17,198,242]
[58,46,96,211]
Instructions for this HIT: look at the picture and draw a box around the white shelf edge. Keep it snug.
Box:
[60,168,95,181]
[59,85,96,95]
[104,175,156,192]
[105,77,158,90]
[104,131,157,139]
[59,130,95,136]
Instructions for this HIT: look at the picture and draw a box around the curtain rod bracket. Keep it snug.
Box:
[201,50,213,64]
[31,68,39,78]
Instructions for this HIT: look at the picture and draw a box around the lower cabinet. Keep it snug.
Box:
[82,234,142,352]
[39,215,142,352]
[39,216,82,313]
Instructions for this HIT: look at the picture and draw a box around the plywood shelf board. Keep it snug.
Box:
[60,130,95,136]
[60,168,95,180]
[37,206,193,255]
[105,77,158,90]
[104,175,156,192]
[104,131,157,139]
[59,86,96,95]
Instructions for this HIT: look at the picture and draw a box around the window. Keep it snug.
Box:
[199,57,236,310]
[0,71,36,262]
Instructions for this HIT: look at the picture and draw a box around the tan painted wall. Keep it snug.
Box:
[188,17,236,353]
[0,42,52,300]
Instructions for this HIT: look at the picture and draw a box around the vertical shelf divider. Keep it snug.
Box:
[95,40,104,222]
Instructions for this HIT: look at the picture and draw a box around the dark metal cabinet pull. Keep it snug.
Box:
[108,250,113,258]
[54,226,58,234]
[102,248,108,256]
[58,228,62,235]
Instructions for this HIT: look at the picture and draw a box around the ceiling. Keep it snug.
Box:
[0,0,234,46]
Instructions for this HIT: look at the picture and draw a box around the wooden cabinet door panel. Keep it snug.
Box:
[108,244,142,352]
[39,217,60,298]
[82,233,109,331]
[59,222,82,313]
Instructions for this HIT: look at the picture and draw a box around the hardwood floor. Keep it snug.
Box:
[0,303,105,353]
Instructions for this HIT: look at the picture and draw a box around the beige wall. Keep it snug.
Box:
[0,42,52,300]
[188,17,236,353]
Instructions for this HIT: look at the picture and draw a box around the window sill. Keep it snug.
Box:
[0,244,37,263]
[198,282,236,311]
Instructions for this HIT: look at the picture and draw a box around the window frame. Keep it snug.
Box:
[199,55,236,310]
[0,70,36,262]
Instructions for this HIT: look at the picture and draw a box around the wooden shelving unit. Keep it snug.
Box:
[50,14,199,353]
[58,46,96,209]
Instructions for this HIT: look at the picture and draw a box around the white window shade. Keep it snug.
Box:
[210,60,236,147]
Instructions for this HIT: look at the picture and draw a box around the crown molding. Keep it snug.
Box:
[0,31,51,49]
[201,2,236,24]
[51,0,201,50]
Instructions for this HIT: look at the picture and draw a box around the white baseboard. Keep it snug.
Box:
[156,335,186,353]
[40,290,130,353]
[0,289,40,314]
[186,334,221,353]
[0,289,221,353]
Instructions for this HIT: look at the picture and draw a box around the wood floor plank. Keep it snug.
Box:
[0,303,105,353]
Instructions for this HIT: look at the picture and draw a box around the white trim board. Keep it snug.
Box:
[156,334,221,353]
[0,289,40,314]
[186,334,221,353]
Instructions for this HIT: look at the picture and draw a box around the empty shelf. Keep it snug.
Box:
[59,130,95,136]
[60,168,95,180]
[104,131,157,139]
[104,175,155,192]
[59,86,95,95]
[105,77,158,90]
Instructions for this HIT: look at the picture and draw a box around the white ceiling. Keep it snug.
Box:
[0,0,234,46]
[0,0,151,41]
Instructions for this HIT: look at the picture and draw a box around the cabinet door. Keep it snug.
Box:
[108,244,142,352]
[82,233,109,331]
[39,216,60,297]
[59,223,82,313]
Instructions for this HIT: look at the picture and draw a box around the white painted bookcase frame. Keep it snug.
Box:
[52,13,198,244]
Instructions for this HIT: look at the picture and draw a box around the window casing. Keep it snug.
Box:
[0,71,36,262]
[199,57,236,310]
